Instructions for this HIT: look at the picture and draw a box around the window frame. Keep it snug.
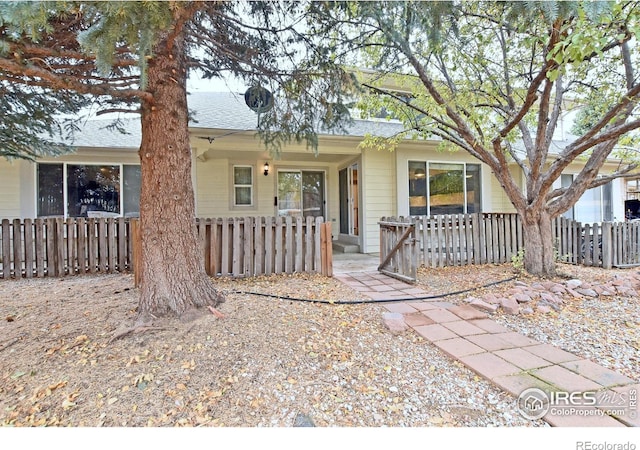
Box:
[561,173,614,223]
[232,164,254,208]
[276,169,326,218]
[408,160,481,216]
[35,162,141,218]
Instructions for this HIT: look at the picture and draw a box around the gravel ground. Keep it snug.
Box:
[1,263,636,428]
[0,271,546,427]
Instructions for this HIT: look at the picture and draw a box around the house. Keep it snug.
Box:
[0,91,628,254]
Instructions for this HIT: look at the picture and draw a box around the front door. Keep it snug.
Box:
[339,163,359,236]
[277,170,325,218]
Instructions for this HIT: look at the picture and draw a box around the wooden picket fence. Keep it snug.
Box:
[0,217,134,279]
[0,216,333,280]
[193,216,332,278]
[381,213,640,271]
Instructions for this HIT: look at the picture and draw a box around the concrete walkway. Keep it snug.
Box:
[332,254,638,427]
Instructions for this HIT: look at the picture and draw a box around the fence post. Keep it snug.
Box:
[2,219,11,279]
[320,221,333,276]
[601,222,612,269]
[24,218,34,278]
[131,219,142,288]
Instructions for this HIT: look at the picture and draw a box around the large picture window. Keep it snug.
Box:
[67,165,120,217]
[409,161,481,216]
[37,163,141,217]
[561,174,613,223]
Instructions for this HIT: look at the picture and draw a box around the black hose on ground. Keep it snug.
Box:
[228,276,517,305]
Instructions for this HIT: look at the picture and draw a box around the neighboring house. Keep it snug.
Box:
[0,91,628,254]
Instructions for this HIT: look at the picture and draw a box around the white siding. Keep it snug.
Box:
[486,166,518,213]
[20,159,36,218]
[195,158,232,216]
[195,157,341,222]
[361,149,396,253]
[0,158,24,219]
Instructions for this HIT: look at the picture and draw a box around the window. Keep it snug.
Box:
[277,170,325,218]
[123,165,141,217]
[561,174,613,223]
[561,174,574,220]
[626,178,640,200]
[67,165,120,217]
[409,161,481,216]
[37,163,141,217]
[37,164,64,216]
[233,165,253,206]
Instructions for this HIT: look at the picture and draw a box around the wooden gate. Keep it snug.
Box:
[378,219,418,283]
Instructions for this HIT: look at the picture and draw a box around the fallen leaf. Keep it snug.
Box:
[61,399,76,409]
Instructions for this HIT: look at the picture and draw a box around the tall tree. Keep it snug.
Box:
[321,0,640,276]
[0,1,353,324]
[0,83,88,160]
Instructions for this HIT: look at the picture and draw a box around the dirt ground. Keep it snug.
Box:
[0,264,637,428]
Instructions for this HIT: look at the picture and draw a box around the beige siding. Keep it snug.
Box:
[195,158,231,216]
[0,158,24,219]
[361,149,396,253]
[486,166,518,213]
[195,156,342,223]
[20,159,36,217]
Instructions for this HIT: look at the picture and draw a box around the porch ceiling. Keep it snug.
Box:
[192,131,362,165]
[196,147,358,165]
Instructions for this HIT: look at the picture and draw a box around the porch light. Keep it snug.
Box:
[263,162,270,176]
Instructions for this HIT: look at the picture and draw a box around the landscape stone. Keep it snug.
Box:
[500,297,520,315]
[530,282,546,291]
[483,293,501,304]
[576,288,598,297]
[514,293,531,303]
[382,312,408,334]
[469,298,499,313]
[565,288,584,299]
[540,292,562,304]
[566,279,582,289]
[549,284,566,294]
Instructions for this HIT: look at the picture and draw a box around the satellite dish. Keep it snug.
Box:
[244,86,274,114]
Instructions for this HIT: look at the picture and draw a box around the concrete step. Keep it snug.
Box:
[332,241,360,253]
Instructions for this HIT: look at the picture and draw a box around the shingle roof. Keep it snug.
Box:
[70,91,405,148]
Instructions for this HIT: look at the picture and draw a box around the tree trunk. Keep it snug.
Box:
[136,29,224,323]
[520,207,557,277]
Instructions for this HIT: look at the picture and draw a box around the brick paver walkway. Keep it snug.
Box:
[334,270,639,427]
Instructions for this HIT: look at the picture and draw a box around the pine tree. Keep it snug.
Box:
[0,1,354,323]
